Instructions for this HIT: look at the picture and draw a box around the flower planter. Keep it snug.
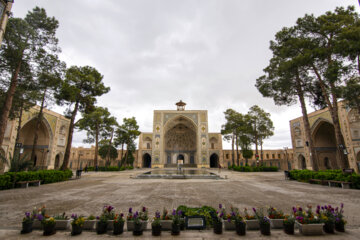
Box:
[83,220,96,230]
[54,219,70,230]
[133,222,143,236]
[43,224,56,236]
[235,221,246,236]
[160,220,172,230]
[171,223,180,236]
[223,220,235,230]
[21,222,33,234]
[96,221,108,234]
[335,222,345,232]
[296,221,324,236]
[32,219,43,230]
[71,225,83,236]
[213,221,223,234]
[283,223,294,235]
[107,220,114,230]
[270,218,284,229]
[127,220,148,231]
[246,219,259,230]
[152,225,161,236]
[260,223,271,235]
[323,222,335,234]
[113,221,124,235]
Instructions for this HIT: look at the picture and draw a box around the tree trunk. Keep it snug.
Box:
[60,101,79,170]
[94,123,99,167]
[254,121,258,156]
[120,143,124,162]
[13,104,23,158]
[260,139,263,166]
[106,129,114,166]
[312,65,348,169]
[231,133,235,166]
[295,73,318,170]
[0,60,22,147]
[235,134,240,166]
[30,89,47,166]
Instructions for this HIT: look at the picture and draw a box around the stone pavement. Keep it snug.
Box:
[0,169,359,239]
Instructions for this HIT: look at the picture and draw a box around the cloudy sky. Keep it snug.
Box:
[12,0,358,149]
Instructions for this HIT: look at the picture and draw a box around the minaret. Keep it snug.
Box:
[175,100,186,111]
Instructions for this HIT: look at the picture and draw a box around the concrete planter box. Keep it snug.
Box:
[160,220,172,230]
[83,220,96,230]
[55,219,70,230]
[223,220,235,230]
[107,220,114,230]
[270,219,284,229]
[246,219,260,230]
[32,219,43,230]
[126,220,148,231]
[296,221,324,235]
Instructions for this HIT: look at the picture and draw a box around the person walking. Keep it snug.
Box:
[84,164,88,173]
[218,164,221,173]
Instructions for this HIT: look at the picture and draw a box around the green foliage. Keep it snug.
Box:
[231,165,278,172]
[289,169,360,189]
[176,205,216,227]
[98,144,118,160]
[0,153,32,172]
[86,166,133,171]
[0,169,72,190]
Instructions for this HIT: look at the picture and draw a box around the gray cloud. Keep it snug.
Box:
[13,0,357,149]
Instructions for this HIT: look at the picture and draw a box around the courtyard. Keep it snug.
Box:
[0,169,360,239]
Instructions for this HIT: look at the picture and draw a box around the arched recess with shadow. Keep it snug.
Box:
[143,153,152,168]
[298,154,306,170]
[210,153,219,168]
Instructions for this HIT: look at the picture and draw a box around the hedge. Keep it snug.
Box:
[87,166,134,171]
[0,169,73,190]
[289,169,360,189]
[229,165,278,172]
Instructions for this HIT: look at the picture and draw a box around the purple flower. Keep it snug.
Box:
[155,211,160,218]
[107,205,114,212]
[292,207,296,213]
[129,208,132,213]
[37,214,44,221]
[336,217,340,222]
[335,207,338,211]
[227,217,231,223]
[252,208,256,213]
[71,214,77,219]
[120,213,124,218]
[25,212,31,218]
[172,209,176,216]
[219,212,224,218]
[219,204,222,209]
[178,210,182,216]
[317,205,320,209]
[316,209,320,214]
[341,203,344,209]
[231,211,236,217]
[298,207,302,212]
[96,216,100,220]
[134,211,139,218]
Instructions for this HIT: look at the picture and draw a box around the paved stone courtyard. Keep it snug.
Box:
[1,169,360,239]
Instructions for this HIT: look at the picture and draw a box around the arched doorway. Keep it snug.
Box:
[312,121,338,170]
[356,152,360,172]
[54,154,60,169]
[177,154,184,164]
[164,116,197,167]
[19,118,51,167]
[298,154,306,170]
[210,153,219,168]
[143,153,151,168]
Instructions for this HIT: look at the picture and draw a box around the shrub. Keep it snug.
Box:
[86,166,133,171]
[0,169,73,190]
[231,165,278,172]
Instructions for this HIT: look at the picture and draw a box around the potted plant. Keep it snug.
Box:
[113,213,125,235]
[53,212,70,230]
[319,205,335,234]
[127,207,148,231]
[223,206,237,230]
[334,203,346,232]
[283,214,295,235]
[160,208,172,230]
[244,208,259,230]
[254,208,270,235]
[267,206,285,229]
[234,211,246,236]
[133,211,143,236]
[32,206,47,230]
[42,217,56,236]
[21,212,34,234]
[71,214,84,236]
[213,204,224,234]
[96,215,108,234]
[294,206,324,235]
[171,209,181,235]
[102,205,115,230]
[83,215,96,230]
[139,206,149,230]
[152,210,162,236]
